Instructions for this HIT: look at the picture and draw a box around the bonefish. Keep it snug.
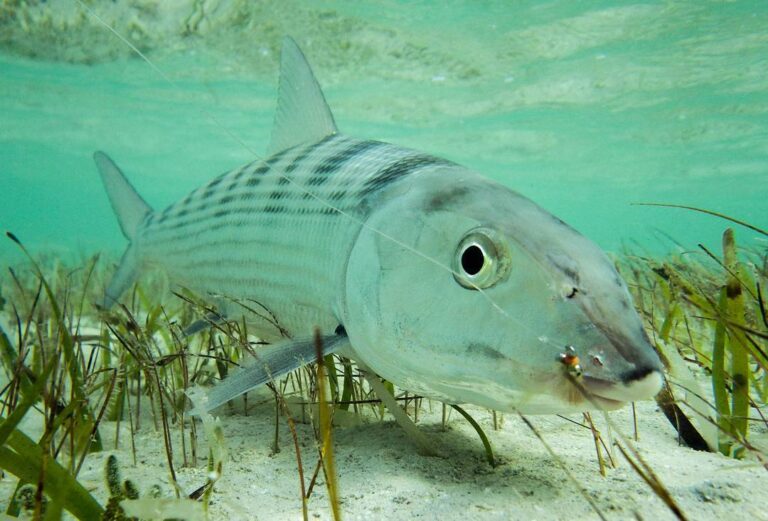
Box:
[95,37,662,414]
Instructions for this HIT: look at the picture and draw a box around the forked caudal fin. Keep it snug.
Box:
[93,151,153,308]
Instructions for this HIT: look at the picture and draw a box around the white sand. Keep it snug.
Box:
[47,394,766,521]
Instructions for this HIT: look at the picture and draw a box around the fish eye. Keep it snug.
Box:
[453,228,510,290]
[461,245,485,275]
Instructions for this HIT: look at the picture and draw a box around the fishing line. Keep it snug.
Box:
[74,0,570,353]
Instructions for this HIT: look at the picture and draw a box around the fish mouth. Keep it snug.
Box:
[574,317,664,409]
[581,367,663,406]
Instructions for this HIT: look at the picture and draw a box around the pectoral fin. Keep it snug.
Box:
[183,311,227,337]
[204,330,349,412]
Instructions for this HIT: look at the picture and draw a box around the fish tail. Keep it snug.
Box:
[93,151,153,308]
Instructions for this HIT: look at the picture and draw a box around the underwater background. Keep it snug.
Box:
[1,0,766,262]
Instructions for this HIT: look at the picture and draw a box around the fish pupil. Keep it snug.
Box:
[461,244,485,276]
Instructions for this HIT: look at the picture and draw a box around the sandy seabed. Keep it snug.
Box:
[5,392,763,521]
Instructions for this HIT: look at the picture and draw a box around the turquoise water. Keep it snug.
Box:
[1,1,767,262]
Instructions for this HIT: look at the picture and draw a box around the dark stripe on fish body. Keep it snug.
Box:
[158,201,222,231]
[265,138,346,206]
[208,173,227,189]
[157,139,400,230]
[168,219,192,231]
[164,234,336,258]
[152,149,313,233]
[227,160,269,191]
[359,154,451,198]
[158,199,219,229]
[159,203,355,239]
[151,200,353,239]
[231,164,269,191]
[308,140,385,186]
[201,173,229,199]
[157,206,174,224]
[266,145,295,165]
[233,165,249,181]
[247,165,270,186]
[147,137,376,237]
[285,134,338,174]
[177,254,328,272]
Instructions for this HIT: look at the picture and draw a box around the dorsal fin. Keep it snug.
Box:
[267,36,338,156]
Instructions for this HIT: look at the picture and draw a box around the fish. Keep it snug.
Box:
[95,36,663,415]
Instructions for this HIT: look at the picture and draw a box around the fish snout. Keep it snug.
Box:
[577,327,664,405]
[582,368,663,405]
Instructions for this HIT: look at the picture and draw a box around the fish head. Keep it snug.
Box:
[342,167,662,414]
